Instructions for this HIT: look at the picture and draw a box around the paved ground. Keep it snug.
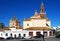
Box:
[45,38,60,41]
[0,38,60,41]
[0,39,42,41]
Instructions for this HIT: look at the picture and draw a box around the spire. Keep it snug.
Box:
[40,1,46,19]
[40,2,45,14]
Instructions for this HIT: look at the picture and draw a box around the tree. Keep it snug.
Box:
[55,31,60,35]
[0,23,5,29]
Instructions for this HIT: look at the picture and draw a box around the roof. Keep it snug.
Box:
[25,27,53,30]
[24,14,47,21]
[10,26,23,29]
[0,26,23,31]
[0,27,11,31]
[24,18,47,21]
[16,26,23,29]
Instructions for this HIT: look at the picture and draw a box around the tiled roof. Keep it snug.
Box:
[24,18,31,21]
[0,27,11,31]
[25,27,53,30]
[24,14,48,21]
[10,26,23,29]
[16,26,23,29]
[24,18,47,21]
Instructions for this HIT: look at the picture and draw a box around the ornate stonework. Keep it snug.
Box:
[9,16,20,28]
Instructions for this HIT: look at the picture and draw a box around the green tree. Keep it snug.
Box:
[0,23,5,29]
[55,31,60,35]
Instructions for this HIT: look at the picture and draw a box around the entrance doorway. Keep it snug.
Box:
[50,31,53,36]
[36,32,40,36]
[14,34,16,38]
[29,32,33,37]
[19,34,21,37]
[44,32,47,37]
[10,33,12,37]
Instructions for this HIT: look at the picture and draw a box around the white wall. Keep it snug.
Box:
[0,32,4,37]
[33,31,36,36]
[41,31,43,35]
[23,21,31,29]
[23,19,48,29]
[0,30,51,38]
[31,19,46,27]
[46,21,51,27]
[4,30,28,38]
[47,31,50,36]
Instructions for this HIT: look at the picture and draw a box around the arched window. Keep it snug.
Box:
[23,34,26,37]
[27,24,29,26]
[1,33,2,36]
[19,34,21,37]
[10,33,12,37]
[6,33,8,36]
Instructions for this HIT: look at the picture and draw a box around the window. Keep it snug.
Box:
[46,23,49,27]
[23,34,26,37]
[27,24,29,26]
[10,33,12,37]
[1,33,2,36]
[29,32,33,36]
[6,33,8,36]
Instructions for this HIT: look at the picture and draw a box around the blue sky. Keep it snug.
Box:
[0,0,60,27]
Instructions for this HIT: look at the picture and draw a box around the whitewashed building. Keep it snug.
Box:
[0,2,54,38]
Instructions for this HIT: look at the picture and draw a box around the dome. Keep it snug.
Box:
[11,16,20,22]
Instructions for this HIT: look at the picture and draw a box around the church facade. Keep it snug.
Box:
[0,2,54,38]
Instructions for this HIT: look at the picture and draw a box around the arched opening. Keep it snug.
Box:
[23,34,26,37]
[19,34,21,37]
[36,32,41,36]
[10,33,12,37]
[44,32,47,37]
[6,33,8,36]
[29,32,33,37]
[49,31,52,36]
[1,33,2,36]
[14,34,16,38]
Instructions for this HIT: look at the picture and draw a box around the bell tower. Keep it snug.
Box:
[40,2,46,19]
[40,2,45,13]
[9,16,20,28]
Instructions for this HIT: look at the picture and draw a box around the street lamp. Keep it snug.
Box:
[42,29,45,41]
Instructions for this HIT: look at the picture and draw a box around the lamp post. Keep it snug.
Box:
[42,29,45,41]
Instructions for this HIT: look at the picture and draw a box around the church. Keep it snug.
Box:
[0,2,54,38]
